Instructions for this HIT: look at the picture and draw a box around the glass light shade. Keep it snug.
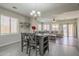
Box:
[37,11,41,16]
[30,10,41,17]
[30,12,33,15]
[37,11,40,14]
[32,10,36,14]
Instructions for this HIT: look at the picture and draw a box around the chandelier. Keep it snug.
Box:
[30,10,41,18]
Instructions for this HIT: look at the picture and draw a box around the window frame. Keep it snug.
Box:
[0,15,18,35]
[37,23,42,31]
[43,23,50,31]
[52,24,59,31]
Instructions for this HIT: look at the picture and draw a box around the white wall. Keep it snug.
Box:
[56,10,79,20]
[77,19,79,49]
[0,7,30,47]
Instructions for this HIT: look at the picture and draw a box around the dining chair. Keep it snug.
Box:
[21,33,29,54]
[28,33,40,56]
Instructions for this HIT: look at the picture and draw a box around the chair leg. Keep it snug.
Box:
[28,46,31,56]
[36,47,37,56]
[21,40,23,52]
[47,41,49,55]
[26,44,28,54]
[26,42,29,54]
[48,46,49,52]
[39,48,40,56]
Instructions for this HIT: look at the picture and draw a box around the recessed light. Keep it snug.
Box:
[12,6,17,9]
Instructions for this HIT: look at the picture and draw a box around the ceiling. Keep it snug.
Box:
[0,3,79,18]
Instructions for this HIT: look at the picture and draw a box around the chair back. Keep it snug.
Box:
[21,33,26,40]
[29,33,36,43]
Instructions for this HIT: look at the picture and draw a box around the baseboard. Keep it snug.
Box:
[0,40,20,47]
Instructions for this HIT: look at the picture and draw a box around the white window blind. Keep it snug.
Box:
[43,24,50,31]
[37,24,42,31]
[52,24,59,31]
[1,15,10,35]
[11,17,18,33]
[0,15,18,35]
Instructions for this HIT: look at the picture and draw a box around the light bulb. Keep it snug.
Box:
[34,14,37,17]
[37,11,40,14]
[30,12,33,15]
[32,10,35,14]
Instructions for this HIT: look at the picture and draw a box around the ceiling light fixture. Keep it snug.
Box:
[30,10,41,17]
[30,12,33,15]
[37,11,40,15]
[52,18,56,22]
[12,6,17,9]
[32,10,36,14]
[53,18,55,21]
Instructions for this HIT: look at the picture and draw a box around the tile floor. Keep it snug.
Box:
[0,37,79,56]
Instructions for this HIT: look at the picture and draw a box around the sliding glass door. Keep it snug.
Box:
[43,24,50,31]
[63,24,74,37]
[68,24,74,37]
[63,24,68,37]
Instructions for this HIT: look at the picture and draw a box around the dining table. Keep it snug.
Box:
[35,33,56,55]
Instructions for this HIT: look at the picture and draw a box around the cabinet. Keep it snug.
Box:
[20,22,30,28]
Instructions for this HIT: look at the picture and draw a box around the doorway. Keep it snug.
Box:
[57,23,77,46]
[63,24,74,37]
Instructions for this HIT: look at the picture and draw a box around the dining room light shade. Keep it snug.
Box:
[30,12,33,15]
[30,10,41,17]
[37,11,41,15]
[32,10,36,14]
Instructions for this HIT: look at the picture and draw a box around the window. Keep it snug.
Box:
[46,24,50,31]
[0,15,18,35]
[37,24,42,31]
[43,24,47,31]
[43,24,50,31]
[11,18,18,33]
[52,24,59,31]
[1,15,10,35]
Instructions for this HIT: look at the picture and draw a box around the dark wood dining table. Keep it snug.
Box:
[35,33,56,55]
[22,32,56,56]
